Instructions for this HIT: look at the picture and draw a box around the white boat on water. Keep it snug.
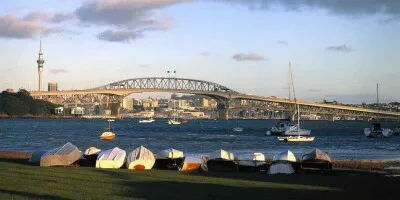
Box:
[266,119,295,136]
[100,119,116,140]
[168,119,181,125]
[364,122,392,138]
[126,146,156,170]
[139,118,155,123]
[96,147,126,169]
[40,142,82,167]
[233,127,244,132]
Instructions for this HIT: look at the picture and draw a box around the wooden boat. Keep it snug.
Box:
[154,148,184,170]
[178,157,201,172]
[236,152,267,172]
[84,147,101,166]
[96,147,126,169]
[100,119,116,140]
[300,148,332,170]
[126,146,156,170]
[40,142,82,167]
[28,150,46,165]
[268,150,297,174]
[207,149,238,172]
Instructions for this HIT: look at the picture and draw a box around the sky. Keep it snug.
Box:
[0,0,399,104]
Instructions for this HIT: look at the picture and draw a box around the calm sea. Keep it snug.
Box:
[0,119,399,161]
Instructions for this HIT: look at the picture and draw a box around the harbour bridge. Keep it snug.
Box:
[30,77,400,121]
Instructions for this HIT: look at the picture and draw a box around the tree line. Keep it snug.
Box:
[0,89,59,116]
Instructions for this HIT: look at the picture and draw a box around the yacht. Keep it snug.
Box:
[139,118,155,123]
[266,119,295,136]
[278,63,314,142]
[364,122,392,138]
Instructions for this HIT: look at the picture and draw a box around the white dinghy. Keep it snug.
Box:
[236,152,267,172]
[40,142,82,167]
[126,146,156,170]
[96,147,126,169]
[268,150,297,174]
[207,149,238,172]
[84,147,102,166]
[154,148,184,170]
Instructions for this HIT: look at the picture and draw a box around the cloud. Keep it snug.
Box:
[23,11,76,23]
[277,40,288,45]
[75,0,183,42]
[96,29,144,42]
[49,69,69,74]
[201,51,210,56]
[216,1,400,16]
[0,15,64,39]
[232,53,266,61]
[379,16,400,24]
[325,44,352,52]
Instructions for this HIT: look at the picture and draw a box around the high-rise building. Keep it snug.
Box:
[48,82,58,91]
[201,98,209,108]
[37,39,44,91]
[123,98,134,110]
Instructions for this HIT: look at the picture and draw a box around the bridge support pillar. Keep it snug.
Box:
[327,115,335,122]
[217,108,229,120]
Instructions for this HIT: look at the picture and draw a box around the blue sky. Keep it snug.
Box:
[0,0,399,103]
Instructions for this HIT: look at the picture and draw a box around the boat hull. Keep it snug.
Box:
[96,147,126,169]
[237,161,267,172]
[126,146,156,170]
[154,157,184,170]
[40,143,82,167]
[206,160,238,172]
[179,161,200,172]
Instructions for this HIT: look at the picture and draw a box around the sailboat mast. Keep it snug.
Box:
[297,102,300,130]
[376,83,379,105]
[288,64,291,100]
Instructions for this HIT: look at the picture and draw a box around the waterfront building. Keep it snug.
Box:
[123,98,134,110]
[201,98,209,108]
[71,107,84,115]
[48,82,58,91]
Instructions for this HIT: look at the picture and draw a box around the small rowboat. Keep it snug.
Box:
[126,146,156,170]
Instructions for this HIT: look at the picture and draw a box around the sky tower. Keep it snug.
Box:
[37,39,44,91]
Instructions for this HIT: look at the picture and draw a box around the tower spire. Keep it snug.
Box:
[39,38,42,54]
[37,38,45,91]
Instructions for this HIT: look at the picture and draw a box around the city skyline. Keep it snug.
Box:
[1,0,399,104]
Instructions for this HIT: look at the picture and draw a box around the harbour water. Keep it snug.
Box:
[0,119,399,161]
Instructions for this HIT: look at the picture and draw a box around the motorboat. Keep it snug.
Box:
[96,147,126,169]
[364,122,392,138]
[278,134,315,142]
[168,119,181,125]
[126,146,156,170]
[233,127,244,132]
[265,119,295,136]
[300,148,332,170]
[206,149,238,172]
[139,118,155,123]
[154,148,184,170]
[40,142,82,167]
[84,147,102,165]
[268,150,297,174]
[100,119,115,140]
[236,153,267,172]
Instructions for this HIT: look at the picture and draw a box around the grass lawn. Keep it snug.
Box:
[0,157,399,200]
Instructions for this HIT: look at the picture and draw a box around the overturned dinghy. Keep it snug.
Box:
[207,149,238,172]
[29,150,47,165]
[179,157,201,172]
[236,153,267,172]
[154,148,184,170]
[84,147,102,166]
[268,150,297,174]
[126,146,156,170]
[40,142,82,167]
[96,147,126,169]
[300,148,332,170]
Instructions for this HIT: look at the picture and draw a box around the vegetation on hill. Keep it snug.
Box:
[0,89,59,116]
